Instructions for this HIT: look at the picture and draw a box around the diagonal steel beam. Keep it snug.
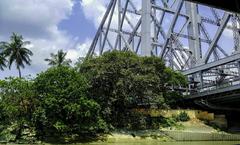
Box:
[116,0,130,50]
[119,32,133,51]
[102,31,114,50]
[202,13,230,63]
[86,0,116,58]
[151,13,189,67]
[160,0,184,58]
[100,0,117,55]
[200,23,229,57]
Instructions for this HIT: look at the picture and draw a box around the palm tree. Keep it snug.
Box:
[45,49,72,67]
[0,33,33,78]
[0,47,7,71]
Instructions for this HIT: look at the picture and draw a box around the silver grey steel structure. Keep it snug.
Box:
[86,0,240,109]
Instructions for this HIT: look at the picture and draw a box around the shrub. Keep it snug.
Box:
[145,116,178,129]
[125,112,147,130]
[0,77,35,142]
[159,117,177,128]
[176,111,190,122]
[33,66,107,139]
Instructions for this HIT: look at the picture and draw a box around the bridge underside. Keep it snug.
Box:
[188,84,240,111]
[186,0,240,14]
[184,0,240,111]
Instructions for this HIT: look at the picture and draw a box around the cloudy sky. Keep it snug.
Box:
[0,0,110,79]
[0,0,235,79]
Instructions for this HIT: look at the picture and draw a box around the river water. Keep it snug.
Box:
[80,141,240,145]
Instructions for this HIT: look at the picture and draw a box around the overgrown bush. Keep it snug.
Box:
[0,50,188,143]
[176,111,190,122]
[124,112,147,130]
[32,66,107,139]
[0,77,36,142]
[79,50,186,128]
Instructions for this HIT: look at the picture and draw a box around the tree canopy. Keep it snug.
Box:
[0,47,7,71]
[0,50,188,142]
[0,33,33,78]
[79,50,187,127]
[33,66,107,139]
[45,49,72,67]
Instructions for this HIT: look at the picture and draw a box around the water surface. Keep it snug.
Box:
[80,141,240,145]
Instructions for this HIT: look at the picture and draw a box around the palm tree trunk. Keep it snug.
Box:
[18,67,22,78]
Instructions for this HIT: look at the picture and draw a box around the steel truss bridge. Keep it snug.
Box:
[86,0,240,111]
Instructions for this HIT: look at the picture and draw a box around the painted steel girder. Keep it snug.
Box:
[87,0,240,87]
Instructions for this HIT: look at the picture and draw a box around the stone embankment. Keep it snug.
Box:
[106,109,240,142]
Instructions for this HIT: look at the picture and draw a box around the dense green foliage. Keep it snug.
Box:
[0,78,35,142]
[0,67,108,143]
[175,111,190,122]
[0,50,187,143]
[33,66,107,139]
[79,51,187,128]
[120,112,185,130]
[126,112,190,130]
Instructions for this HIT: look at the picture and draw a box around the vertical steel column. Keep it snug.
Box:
[118,0,122,50]
[186,2,203,89]
[185,2,201,66]
[232,15,240,52]
[141,0,152,56]
[152,0,158,55]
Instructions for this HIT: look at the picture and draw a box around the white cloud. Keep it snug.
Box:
[66,49,80,62]
[0,0,76,78]
[80,0,142,55]
[80,0,141,30]
[76,39,92,57]
[66,38,92,64]
[81,0,108,28]
[223,28,233,38]
[0,0,73,38]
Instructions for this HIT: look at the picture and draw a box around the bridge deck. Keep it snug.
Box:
[186,0,240,13]
[190,84,240,99]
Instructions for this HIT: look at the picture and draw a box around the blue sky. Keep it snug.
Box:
[0,0,236,79]
[0,0,104,79]
[59,1,96,43]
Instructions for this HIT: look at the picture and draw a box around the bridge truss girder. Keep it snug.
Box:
[87,0,240,97]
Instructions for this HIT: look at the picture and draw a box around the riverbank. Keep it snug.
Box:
[1,109,239,144]
[1,117,239,144]
[101,119,240,143]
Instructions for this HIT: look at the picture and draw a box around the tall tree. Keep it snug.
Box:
[45,49,72,67]
[0,33,33,77]
[0,47,7,71]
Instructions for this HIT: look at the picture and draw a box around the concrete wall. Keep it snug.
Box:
[133,109,214,121]
[164,131,240,141]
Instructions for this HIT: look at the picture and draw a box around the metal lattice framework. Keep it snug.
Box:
[86,0,240,97]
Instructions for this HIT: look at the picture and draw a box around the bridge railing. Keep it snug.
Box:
[186,75,240,97]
